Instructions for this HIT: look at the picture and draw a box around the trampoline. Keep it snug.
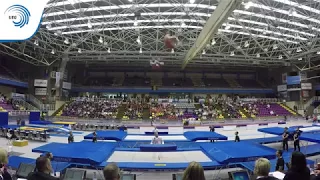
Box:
[258,127,295,135]
[124,135,187,141]
[107,151,211,163]
[84,130,227,142]
[84,131,127,141]
[259,126,320,136]
[201,142,276,164]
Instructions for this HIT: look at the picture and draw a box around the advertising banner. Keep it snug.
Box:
[62,82,72,90]
[35,88,47,96]
[277,85,287,92]
[301,83,312,90]
[34,79,48,87]
[287,76,301,85]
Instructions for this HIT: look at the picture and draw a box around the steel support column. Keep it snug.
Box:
[181,0,242,69]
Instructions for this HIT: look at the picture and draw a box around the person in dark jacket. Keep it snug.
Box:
[235,131,240,142]
[275,150,285,172]
[210,126,215,142]
[254,158,278,180]
[68,131,74,144]
[283,152,310,180]
[92,131,97,143]
[27,156,58,180]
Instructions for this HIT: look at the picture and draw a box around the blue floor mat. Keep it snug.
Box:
[8,156,35,169]
[33,141,116,165]
[201,141,276,164]
[242,136,282,144]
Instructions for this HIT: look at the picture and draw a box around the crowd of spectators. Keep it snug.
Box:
[242,102,259,117]
[150,103,178,120]
[123,100,148,119]
[62,98,121,119]
[0,93,20,111]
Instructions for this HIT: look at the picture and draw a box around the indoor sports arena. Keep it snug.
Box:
[1,0,320,180]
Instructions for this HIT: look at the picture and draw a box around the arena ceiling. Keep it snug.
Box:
[1,0,320,70]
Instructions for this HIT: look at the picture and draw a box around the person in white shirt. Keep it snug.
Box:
[151,132,164,160]
[151,133,163,145]
[153,127,158,134]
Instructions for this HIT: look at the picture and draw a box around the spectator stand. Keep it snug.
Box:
[62,98,121,119]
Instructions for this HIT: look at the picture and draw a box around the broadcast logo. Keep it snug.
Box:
[5,5,31,28]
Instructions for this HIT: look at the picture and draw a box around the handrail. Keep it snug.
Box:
[26,94,55,111]
[12,98,38,111]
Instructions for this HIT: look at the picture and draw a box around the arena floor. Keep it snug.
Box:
[1,119,316,180]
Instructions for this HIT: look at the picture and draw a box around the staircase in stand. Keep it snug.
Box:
[150,76,162,86]
[238,109,247,118]
[142,108,150,119]
[113,76,125,87]
[256,80,266,88]
[225,78,241,88]
[278,103,297,115]
[52,101,72,116]
[191,76,205,87]
[116,104,126,119]
[241,107,255,118]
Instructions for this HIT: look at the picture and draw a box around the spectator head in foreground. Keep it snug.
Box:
[182,161,205,180]
[0,148,8,165]
[254,158,278,180]
[0,148,12,180]
[290,151,307,171]
[283,151,310,180]
[103,163,120,180]
[27,156,58,180]
[45,152,53,161]
[36,156,52,173]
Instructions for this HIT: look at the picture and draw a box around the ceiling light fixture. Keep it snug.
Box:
[171,49,174,53]
[296,47,302,52]
[273,44,278,50]
[139,48,142,53]
[244,41,249,47]
[51,49,55,54]
[256,53,260,58]
[298,57,302,61]
[99,37,103,44]
[202,50,206,55]
[46,24,51,29]
[136,36,141,45]
[107,48,111,53]
[288,8,296,16]
[64,38,69,44]
[134,17,138,27]
[244,1,253,10]
[87,20,92,29]
[230,51,235,56]
[78,48,82,53]
[211,39,216,45]
[278,55,283,59]
[225,24,231,30]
